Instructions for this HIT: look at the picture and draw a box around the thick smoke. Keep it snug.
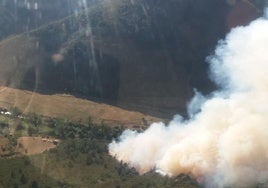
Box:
[109,18,268,187]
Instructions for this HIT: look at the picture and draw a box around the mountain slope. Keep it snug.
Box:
[0,0,262,119]
[0,86,160,127]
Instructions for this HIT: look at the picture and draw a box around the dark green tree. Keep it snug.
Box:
[31,181,39,188]
[20,174,28,185]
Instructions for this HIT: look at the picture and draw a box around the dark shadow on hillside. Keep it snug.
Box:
[0,0,262,120]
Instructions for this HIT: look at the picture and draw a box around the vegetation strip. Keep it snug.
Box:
[0,107,198,187]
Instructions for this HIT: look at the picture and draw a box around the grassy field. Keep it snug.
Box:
[0,86,161,128]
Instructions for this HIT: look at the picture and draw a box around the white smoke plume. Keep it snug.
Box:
[109,17,268,188]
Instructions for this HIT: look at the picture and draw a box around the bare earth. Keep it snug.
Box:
[0,136,57,157]
[0,86,162,127]
[16,136,57,155]
[0,137,9,156]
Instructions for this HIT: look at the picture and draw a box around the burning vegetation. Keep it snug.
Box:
[109,16,268,188]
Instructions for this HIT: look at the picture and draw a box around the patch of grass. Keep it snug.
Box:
[0,157,68,188]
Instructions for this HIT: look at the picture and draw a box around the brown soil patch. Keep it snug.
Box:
[0,86,162,127]
[0,137,10,155]
[15,137,58,156]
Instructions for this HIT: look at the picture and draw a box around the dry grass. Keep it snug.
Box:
[0,136,57,157]
[15,136,57,156]
[0,137,9,155]
[0,86,161,127]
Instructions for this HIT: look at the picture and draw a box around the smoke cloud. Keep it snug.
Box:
[109,17,268,187]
